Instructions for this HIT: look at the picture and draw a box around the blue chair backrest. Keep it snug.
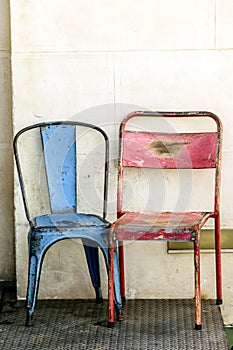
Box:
[14,121,109,223]
[40,124,77,213]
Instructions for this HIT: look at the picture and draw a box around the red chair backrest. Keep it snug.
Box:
[123,131,218,169]
[118,111,222,216]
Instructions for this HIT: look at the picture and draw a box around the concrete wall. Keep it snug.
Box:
[0,0,14,281]
[9,0,233,323]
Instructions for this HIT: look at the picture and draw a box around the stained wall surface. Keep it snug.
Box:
[9,0,233,323]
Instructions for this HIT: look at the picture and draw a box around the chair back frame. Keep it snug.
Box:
[13,121,109,224]
[117,111,223,218]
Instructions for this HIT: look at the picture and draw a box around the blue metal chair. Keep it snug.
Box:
[14,121,122,326]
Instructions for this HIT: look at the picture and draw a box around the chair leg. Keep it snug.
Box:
[108,240,115,327]
[194,231,202,330]
[215,214,222,305]
[113,250,124,321]
[25,253,43,327]
[82,241,103,303]
[100,244,123,325]
[118,241,126,302]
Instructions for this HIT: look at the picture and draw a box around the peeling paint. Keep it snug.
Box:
[148,140,190,157]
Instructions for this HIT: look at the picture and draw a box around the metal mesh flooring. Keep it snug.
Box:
[0,299,228,350]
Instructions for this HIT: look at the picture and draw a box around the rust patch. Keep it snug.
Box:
[148,140,190,156]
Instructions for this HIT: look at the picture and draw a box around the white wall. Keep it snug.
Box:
[10,0,233,324]
[0,0,14,281]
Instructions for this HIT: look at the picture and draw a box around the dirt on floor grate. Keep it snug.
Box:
[0,299,228,350]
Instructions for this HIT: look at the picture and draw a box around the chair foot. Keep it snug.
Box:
[96,296,103,304]
[115,303,123,320]
[25,310,33,327]
[117,313,124,321]
[216,298,223,305]
[108,321,114,328]
[195,324,202,330]
[95,288,103,304]
[116,305,124,321]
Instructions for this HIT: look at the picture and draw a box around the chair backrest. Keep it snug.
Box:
[14,121,109,223]
[40,124,77,213]
[117,111,222,216]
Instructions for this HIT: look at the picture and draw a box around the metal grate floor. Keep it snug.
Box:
[0,299,228,350]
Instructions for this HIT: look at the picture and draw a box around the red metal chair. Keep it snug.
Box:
[108,111,222,330]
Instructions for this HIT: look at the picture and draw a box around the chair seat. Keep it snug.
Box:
[112,211,214,241]
[33,213,110,229]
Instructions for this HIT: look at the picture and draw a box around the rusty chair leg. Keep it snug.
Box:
[194,231,202,330]
[215,213,222,305]
[118,241,126,302]
[108,240,115,327]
